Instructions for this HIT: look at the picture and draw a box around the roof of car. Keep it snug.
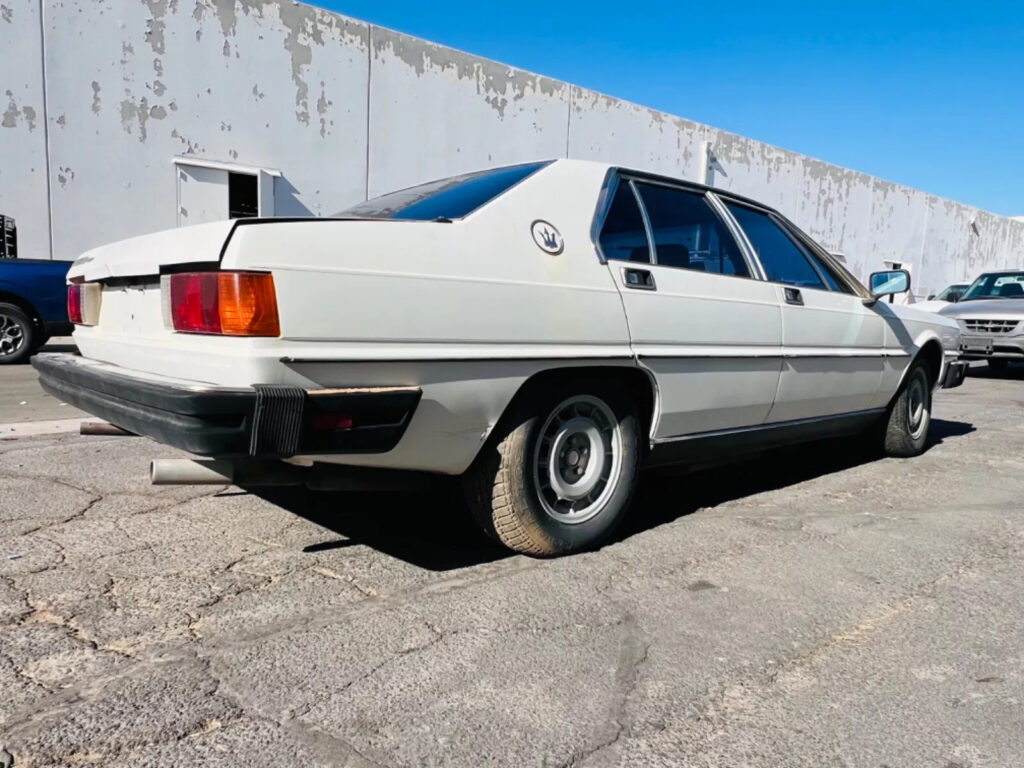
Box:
[549,158,780,215]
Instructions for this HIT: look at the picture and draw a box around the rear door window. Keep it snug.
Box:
[598,182,651,263]
[634,183,750,277]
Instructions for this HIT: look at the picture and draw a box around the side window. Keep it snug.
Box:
[598,181,650,263]
[634,183,750,277]
[725,203,826,290]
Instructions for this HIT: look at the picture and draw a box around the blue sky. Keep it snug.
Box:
[315,1,1023,216]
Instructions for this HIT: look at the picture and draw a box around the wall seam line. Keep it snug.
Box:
[37,0,55,259]
[364,25,372,201]
[565,85,571,157]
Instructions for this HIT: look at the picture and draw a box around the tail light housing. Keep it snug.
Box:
[166,272,280,336]
[67,283,101,326]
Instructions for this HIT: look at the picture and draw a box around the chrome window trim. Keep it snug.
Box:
[705,191,766,280]
[628,179,656,265]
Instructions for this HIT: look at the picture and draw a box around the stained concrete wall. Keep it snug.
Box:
[1,0,51,260]
[3,0,1023,298]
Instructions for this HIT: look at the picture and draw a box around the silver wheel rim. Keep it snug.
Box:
[907,369,929,440]
[0,313,26,357]
[532,395,622,525]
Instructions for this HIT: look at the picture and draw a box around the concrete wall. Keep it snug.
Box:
[1,0,51,260]
[3,0,1023,297]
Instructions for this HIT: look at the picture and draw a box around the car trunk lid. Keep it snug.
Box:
[68,220,237,282]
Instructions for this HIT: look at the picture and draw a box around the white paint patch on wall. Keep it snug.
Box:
[366,26,569,197]
[0,0,51,260]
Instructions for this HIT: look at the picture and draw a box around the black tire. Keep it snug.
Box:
[464,379,642,556]
[0,302,34,365]
[987,359,1009,371]
[883,360,933,457]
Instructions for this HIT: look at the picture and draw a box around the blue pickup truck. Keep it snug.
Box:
[0,258,73,364]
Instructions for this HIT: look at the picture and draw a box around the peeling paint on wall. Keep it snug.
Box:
[5,0,1021,288]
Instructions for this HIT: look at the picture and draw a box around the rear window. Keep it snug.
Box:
[335,161,551,221]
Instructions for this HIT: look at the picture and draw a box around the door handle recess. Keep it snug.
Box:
[784,287,803,305]
[623,268,656,291]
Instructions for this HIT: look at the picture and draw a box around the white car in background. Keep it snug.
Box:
[914,283,970,313]
[941,270,1024,370]
[35,159,966,556]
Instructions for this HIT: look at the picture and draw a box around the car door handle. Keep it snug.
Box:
[623,268,656,291]
[784,287,803,305]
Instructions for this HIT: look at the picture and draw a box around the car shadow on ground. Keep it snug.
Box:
[252,418,975,572]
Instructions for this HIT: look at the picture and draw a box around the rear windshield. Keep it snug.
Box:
[335,161,551,221]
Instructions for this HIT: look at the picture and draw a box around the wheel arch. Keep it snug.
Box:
[0,291,43,328]
[483,363,658,454]
[893,335,945,401]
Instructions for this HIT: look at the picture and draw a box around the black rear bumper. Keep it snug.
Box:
[32,354,420,458]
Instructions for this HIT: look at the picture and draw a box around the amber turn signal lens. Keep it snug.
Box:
[168,272,280,337]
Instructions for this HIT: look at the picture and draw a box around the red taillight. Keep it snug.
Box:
[168,272,279,336]
[67,284,83,324]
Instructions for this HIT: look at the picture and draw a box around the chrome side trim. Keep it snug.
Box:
[635,345,908,359]
[652,407,886,445]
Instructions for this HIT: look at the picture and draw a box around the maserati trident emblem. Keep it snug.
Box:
[531,220,564,255]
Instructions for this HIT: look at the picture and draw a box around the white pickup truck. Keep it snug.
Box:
[35,159,966,556]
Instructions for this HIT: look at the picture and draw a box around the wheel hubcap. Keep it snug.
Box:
[907,370,929,439]
[0,314,25,357]
[533,395,622,524]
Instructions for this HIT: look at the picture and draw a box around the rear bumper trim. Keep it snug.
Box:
[32,353,421,458]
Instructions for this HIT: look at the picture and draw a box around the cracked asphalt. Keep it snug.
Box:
[1,365,1023,767]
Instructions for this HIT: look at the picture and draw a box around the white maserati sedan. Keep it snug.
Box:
[35,159,966,556]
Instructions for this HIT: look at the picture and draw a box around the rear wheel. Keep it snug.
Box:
[883,360,932,457]
[0,303,34,365]
[464,381,642,556]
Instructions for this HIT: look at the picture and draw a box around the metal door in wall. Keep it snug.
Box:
[176,165,229,226]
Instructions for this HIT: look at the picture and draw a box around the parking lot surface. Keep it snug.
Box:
[1,366,1022,767]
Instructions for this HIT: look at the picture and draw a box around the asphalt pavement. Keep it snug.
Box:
[0,361,1022,767]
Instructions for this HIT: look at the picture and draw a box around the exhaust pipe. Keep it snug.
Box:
[149,459,305,486]
[150,459,442,491]
[81,421,135,437]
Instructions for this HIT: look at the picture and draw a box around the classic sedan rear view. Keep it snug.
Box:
[35,159,966,556]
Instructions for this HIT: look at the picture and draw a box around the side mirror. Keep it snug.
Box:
[947,291,962,303]
[867,269,910,303]
[927,294,936,300]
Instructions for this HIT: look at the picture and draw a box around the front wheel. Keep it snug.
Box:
[883,360,932,457]
[464,381,642,556]
[987,359,1009,371]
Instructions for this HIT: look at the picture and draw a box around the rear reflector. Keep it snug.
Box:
[67,283,100,326]
[167,272,279,336]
